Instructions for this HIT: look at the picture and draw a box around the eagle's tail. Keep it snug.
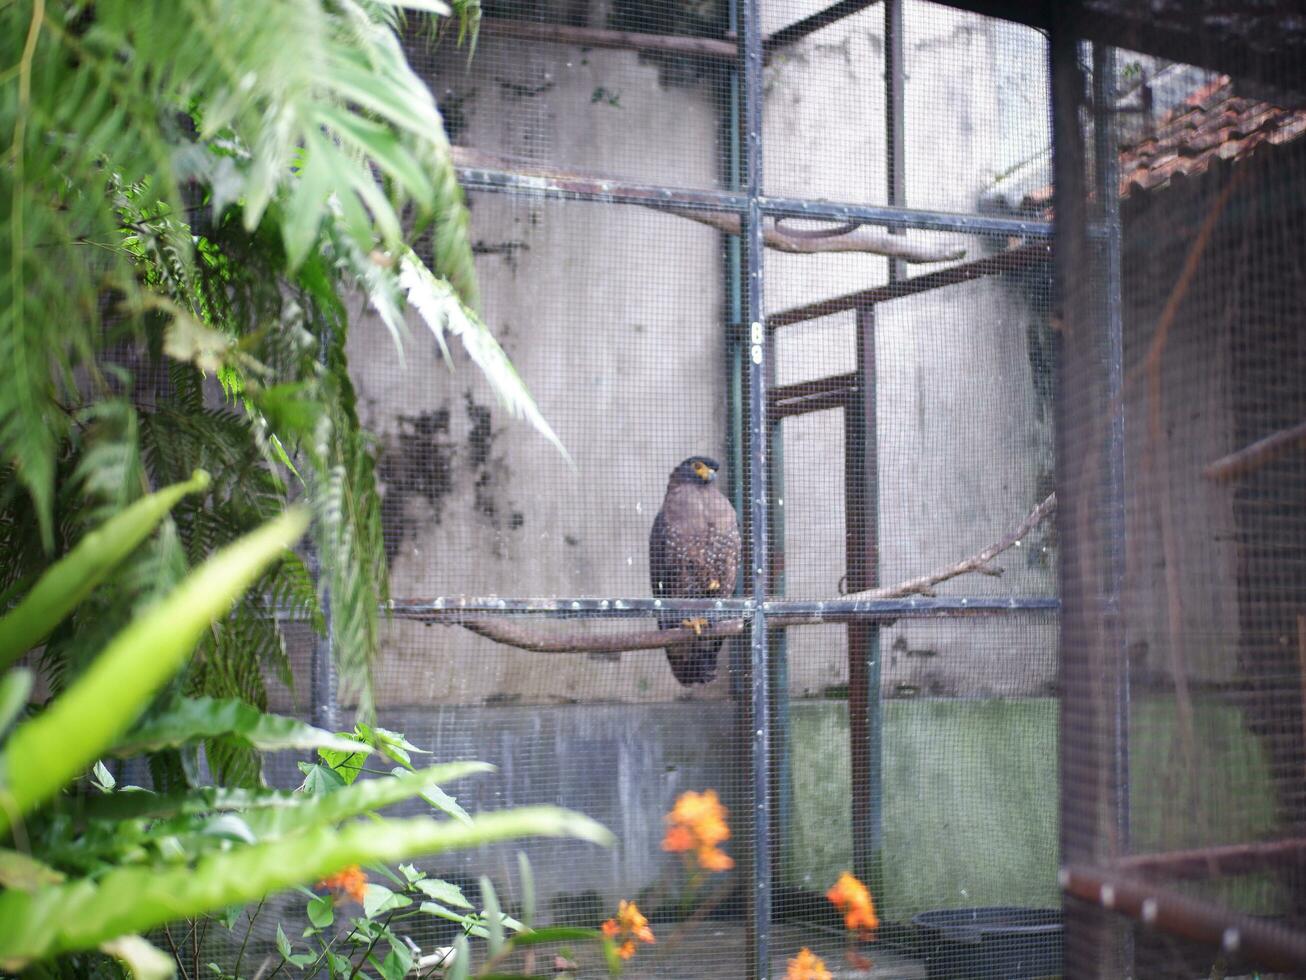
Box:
[665,642,722,685]
[659,613,722,685]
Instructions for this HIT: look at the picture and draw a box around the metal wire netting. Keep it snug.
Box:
[167,2,1306,978]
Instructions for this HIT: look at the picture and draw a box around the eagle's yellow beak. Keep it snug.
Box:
[693,461,715,481]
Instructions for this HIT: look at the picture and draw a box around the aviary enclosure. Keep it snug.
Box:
[267,1,1306,977]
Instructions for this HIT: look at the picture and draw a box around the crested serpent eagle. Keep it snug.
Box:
[649,456,741,685]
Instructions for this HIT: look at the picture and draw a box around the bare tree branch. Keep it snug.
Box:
[408,493,1056,654]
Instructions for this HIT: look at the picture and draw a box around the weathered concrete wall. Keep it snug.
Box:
[345,1,1055,708]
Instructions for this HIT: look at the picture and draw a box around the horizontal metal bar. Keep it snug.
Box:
[768,372,859,419]
[769,241,1052,328]
[765,0,883,52]
[1061,864,1306,974]
[457,167,748,213]
[478,16,738,59]
[759,195,1054,238]
[455,167,1064,241]
[770,386,854,420]
[765,596,1059,616]
[388,595,1059,619]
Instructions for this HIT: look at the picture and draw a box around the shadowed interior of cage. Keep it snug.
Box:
[1054,18,1306,979]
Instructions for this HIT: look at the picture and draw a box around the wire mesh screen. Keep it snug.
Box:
[1053,7,1306,977]
[288,3,1071,978]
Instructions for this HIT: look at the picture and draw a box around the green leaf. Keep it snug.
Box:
[481,876,504,958]
[377,943,413,980]
[91,761,117,793]
[0,670,32,740]
[394,250,569,462]
[306,893,335,930]
[275,922,292,961]
[0,849,65,891]
[0,508,310,835]
[99,934,175,980]
[517,851,536,929]
[367,726,426,770]
[363,883,412,918]
[507,927,609,947]
[0,807,612,965]
[297,762,347,796]
[242,762,492,840]
[318,741,368,785]
[415,878,472,909]
[0,470,210,669]
[113,697,370,757]
[448,935,470,980]
[417,777,472,824]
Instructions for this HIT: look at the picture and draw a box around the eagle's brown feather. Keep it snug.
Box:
[650,459,740,685]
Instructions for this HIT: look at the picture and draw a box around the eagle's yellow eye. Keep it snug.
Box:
[693,461,713,481]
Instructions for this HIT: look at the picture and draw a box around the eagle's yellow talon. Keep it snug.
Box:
[681,617,709,636]
[707,579,721,592]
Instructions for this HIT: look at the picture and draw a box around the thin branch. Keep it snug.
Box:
[430,492,1056,654]
[1203,419,1306,482]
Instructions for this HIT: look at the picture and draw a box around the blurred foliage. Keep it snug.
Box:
[0,494,609,973]
[0,0,559,732]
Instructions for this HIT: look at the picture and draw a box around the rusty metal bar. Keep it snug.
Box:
[846,304,883,891]
[477,17,738,59]
[767,372,859,419]
[1113,839,1306,880]
[1061,864,1306,974]
[764,0,883,53]
[768,241,1051,329]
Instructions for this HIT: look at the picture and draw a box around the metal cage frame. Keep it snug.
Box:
[310,1,1306,976]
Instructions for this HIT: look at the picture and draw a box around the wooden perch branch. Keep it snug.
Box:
[665,209,966,263]
[1203,419,1306,482]
[430,492,1056,655]
[451,147,966,263]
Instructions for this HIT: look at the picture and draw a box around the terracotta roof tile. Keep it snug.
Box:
[1117,75,1306,196]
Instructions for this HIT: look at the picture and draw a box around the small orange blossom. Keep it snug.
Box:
[785,947,832,980]
[601,899,655,960]
[662,789,734,871]
[317,864,367,904]
[826,871,878,937]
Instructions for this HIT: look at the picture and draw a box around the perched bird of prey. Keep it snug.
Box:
[649,456,741,685]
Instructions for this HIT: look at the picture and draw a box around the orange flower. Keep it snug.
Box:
[826,871,878,938]
[317,864,367,904]
[786,947,832,980]
[601,900,655,960]
[662,789,733,871]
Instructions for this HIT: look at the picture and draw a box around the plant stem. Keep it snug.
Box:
[346,909,400,980]
[163,923,192,980]
[235,897,267,979]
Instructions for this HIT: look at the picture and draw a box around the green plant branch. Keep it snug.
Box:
[233,896,266,979]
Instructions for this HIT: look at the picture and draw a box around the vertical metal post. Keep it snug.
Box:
[725,0,747,691]
[1093,39,1132,976]
[1092,36,1130,882]
[1052,10,1128,978]
[846,304,883,889]
[767,375,792,890]
[740,0,771,974]
[884,0,906,285]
